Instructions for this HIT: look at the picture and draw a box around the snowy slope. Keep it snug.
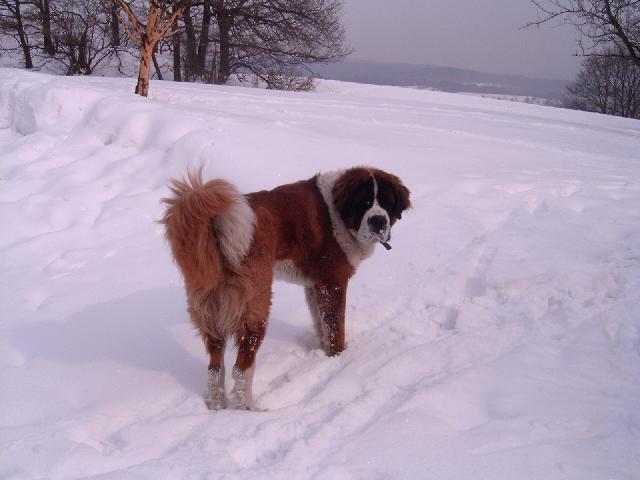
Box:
[1,68,639,480]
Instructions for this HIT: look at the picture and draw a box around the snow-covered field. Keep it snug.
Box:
[1,68,639,479]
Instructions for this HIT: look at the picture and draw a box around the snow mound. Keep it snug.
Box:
[1,68,639,479]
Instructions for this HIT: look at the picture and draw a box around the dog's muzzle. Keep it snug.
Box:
[367,214,389,241]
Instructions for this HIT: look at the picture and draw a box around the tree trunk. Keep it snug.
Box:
[134,2,163,96]
[41,0,55,56]
[196,0,212,79]
[183,6,197,79]
[152,50,163,80]
[14,0,33,69]
[111,1,120,47]
[215,9,232,84]
[78,32,90,74]
[136,39,154,96]
[173,30,182,81]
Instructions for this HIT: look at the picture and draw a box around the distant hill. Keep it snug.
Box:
[310,59,568,104]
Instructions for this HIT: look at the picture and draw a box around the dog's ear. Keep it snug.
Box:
[375,170,411,221]
[391,177,411,220]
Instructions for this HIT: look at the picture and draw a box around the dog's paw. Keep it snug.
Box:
[205,367,227,410]
[204,389,228,410]
[231,365,265,411]
[233,399,266,412]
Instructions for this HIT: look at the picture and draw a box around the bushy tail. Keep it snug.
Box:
[160,169,243,290]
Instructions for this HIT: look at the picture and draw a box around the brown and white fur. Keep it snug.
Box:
[161,166,411,410]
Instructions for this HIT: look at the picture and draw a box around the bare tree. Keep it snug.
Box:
[0,0,34,68]
[1,0,127,73]
[179,2,209,81]
[28,0,55,55]
[211,0,350,89]
[169,0,349,89]
[565,53,640,117]
[51,0,118,75]
[116,0,192,96]
[529,0,640,67]
[169,1,220,83]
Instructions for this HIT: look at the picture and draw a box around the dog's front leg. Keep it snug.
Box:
[308,281,347,356]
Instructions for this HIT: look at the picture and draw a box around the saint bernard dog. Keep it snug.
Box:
[161,166,410,410]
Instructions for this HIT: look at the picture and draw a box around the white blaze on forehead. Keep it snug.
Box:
[371,171,378,198]
[359,172,390,242]
[368,171,386,214]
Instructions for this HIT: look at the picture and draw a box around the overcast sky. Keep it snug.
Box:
[341,0,583,80]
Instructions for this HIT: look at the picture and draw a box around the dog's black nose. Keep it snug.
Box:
[368,215,387,232]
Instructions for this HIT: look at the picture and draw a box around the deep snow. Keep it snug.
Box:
[1,68,640,479]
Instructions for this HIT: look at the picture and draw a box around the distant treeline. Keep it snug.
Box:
[0,0,349,91]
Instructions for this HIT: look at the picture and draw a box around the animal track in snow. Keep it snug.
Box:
[42,250,88,277]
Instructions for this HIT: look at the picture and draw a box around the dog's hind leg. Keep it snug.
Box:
[231,321,266,410]
[204,335,227,410]
[231,285,271,410]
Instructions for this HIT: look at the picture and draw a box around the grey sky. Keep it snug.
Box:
[341,0,582,80]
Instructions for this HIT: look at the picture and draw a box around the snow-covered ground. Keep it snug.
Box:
[1,68,639,479]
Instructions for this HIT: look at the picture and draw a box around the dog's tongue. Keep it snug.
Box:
[380,241,392,250]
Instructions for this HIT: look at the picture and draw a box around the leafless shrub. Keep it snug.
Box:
[565,52,640,118]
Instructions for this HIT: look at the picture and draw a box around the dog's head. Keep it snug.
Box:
[333,167,411,246]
